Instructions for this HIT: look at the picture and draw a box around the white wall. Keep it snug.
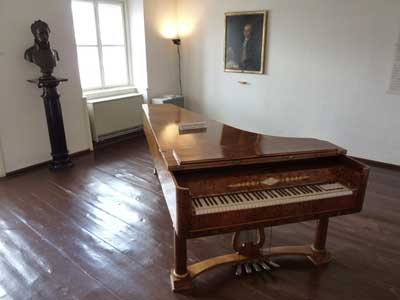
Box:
[128,0,180,101]
[142,0,180,100]
[0,0,180,175]
[178,0,400,165]
[128,0,149,100]
[0,0,93,174]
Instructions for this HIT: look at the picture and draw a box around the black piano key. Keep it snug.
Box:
[275,189,285,197]
[233,194,242,202]
[228,194,237,203]
[247,192,256,200]
[298,186,308,194]
[304,186,313,193]
[309,185,320,193]
[260,191,270,199]
[196,199,202,207]
[277,189,286,196]
[212,197,219,205]
[272,190,281,197]
[193,199,198,208]
[240,193,249,202]
[253,192,261,200]
[224,195,232,203]
[242,193,251,201]
[256,191,266,199]
[210,196,219,205]
[281,189,290,196]
[266,190,276,198]
[252,192,261,200]
[312,185,323,192]
[282,188,292,196]
[223,195,231,204]
[233,194,240,203]
[238,194,245,202]
[303,186,314,193]
[250,192,258,200]
[218,195,227,204]
[294,187,304,194]
[206,197,214,206]
[289,187,299,195]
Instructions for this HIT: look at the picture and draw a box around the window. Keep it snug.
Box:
[71,0,130,91]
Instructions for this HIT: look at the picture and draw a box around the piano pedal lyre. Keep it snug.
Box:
[233,227,279,276]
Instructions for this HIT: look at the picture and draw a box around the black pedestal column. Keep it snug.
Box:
[29,77,73,170]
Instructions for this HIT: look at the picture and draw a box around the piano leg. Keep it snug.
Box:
[170,232,193,292]
[308,217,332,265]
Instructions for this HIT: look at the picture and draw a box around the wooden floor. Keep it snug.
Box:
[0,135,399,300]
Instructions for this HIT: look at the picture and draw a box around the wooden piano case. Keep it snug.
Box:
[142,104,369,291]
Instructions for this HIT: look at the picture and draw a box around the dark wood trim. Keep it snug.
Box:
[93,129,144,150]
[351,156,400,171]
[4,149,91,177]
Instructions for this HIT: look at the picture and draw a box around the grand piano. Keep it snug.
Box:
[142,104,369,292]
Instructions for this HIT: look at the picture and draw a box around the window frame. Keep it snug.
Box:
[72,0,133,92]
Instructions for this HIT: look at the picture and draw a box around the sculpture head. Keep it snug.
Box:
[31,20,50,47]
[25,20,59,78]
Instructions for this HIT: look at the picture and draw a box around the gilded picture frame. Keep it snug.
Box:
[224,10,268,74]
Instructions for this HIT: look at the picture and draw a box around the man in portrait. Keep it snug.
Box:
[238,23,261,71]
[224,11,267,74]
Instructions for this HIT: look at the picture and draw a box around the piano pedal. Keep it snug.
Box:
[267,260,280,268]
[235,264,243,276]
[235,260,275,277]
[252,262,262,272]
[244,263,253,274]
[259,261,271,271]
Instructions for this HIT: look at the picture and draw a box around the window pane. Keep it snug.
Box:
[102,46,128,86]
[76,46,102,89]
[71,1,98,45]
[98,3,125,45]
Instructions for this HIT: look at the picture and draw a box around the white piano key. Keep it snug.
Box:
[192,182,353,215]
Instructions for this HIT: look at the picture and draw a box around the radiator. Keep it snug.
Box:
[86,93,144,142]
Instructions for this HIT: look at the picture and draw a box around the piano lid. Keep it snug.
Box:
[143,104,346,171]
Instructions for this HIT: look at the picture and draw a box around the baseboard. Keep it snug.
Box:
[351,156,400,171]
[4,149,92,177]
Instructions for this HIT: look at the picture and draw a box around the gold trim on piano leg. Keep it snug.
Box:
[308,247,332,265]
[183,244,332,284]
[187,253,251,279]
[170,270,193,292]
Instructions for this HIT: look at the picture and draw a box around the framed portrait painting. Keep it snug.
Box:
[224,10,268,74]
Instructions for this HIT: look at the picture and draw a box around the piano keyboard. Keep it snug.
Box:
[192,182,353,215]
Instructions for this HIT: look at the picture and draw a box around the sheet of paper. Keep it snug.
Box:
[388,31,400,95]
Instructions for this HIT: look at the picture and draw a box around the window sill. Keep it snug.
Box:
[85,92,143,104]
[83,86,138,101]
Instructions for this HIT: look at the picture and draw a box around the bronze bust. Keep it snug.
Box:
[24,20,59,78]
